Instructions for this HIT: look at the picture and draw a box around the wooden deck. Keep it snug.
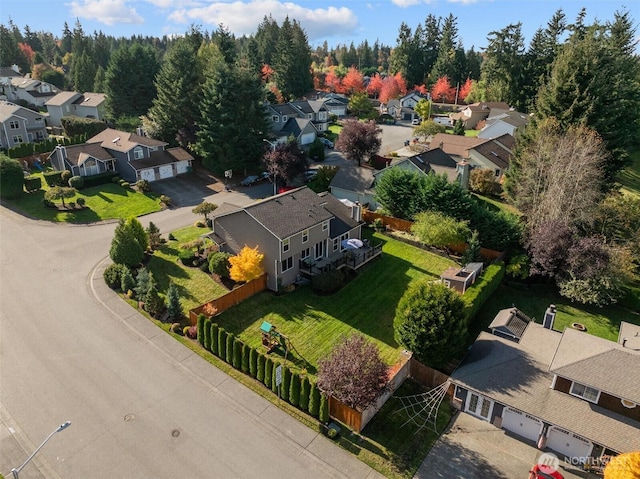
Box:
[299,242,383,276]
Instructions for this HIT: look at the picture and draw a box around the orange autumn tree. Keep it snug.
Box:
[431,76,456,103]
[325,68,343,93]
[604,452,640,479]
[342,67,365,94]
[379,72,408,103]
[458,78,473,103]
[229,246,265,282]
[367,73,383,98]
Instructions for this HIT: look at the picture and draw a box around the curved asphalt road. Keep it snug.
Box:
[0,184,382,478]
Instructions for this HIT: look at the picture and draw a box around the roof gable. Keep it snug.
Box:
[430,133,487,158]
[472,140,511,169]
[87,128,167,152]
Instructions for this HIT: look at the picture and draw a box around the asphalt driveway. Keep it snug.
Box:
[414,412,591,479]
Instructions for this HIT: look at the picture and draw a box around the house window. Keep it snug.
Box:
[282,115,287,122]
[308,114,313,119]
[301,248,310,260]
[322,221,329,232]
[281,257,293,272]
[133,146,144,160]
[333,238,339,251]
[9,121,19,129]
[495,169,501,177]
[570,382,600,403]
[302,230,309,243]
[466,392,492,420]
[282,238,290,253]
[83,158,98,176]
[319,112,326,120]
[12,135,23,143]
[272,116,279,122]
[314,241,324,260]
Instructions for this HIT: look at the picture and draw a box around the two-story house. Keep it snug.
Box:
[0,100,48,148]
[449,102,511,130]
[267,103,319,146]
[317,92,349,117]
[289,100,330,133]
[478,110,530,139]
[209,187,373,291]
[450,306,640,462]
[4,77,60,108]
[45,91,107,126]
[48,128,192,182]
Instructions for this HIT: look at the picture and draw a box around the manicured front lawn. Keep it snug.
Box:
[9,172,162,222]
[214,230,457,375]
[617,148,640,198]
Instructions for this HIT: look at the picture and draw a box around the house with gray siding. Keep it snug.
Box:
[3,77,60,107]
[45,91,107,126]
[210,187,366,291]
[0,100,48,148]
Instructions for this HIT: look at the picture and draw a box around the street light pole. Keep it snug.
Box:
[12,421,71,479]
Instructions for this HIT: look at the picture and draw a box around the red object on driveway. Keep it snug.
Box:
[529,464,564,479]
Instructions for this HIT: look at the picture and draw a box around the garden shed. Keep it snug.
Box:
[440,262,484,294]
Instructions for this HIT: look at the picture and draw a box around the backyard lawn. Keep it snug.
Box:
[214,230,457,375]
[9,171,162,222]
[617,148,640,198]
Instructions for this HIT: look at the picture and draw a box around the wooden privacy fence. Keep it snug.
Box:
[409,358,454,397]
[188,274,267,325]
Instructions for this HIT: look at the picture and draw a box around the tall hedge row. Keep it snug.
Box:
[197,314,206,346]
[203,317,212,350]
[462,261,505,322]
[210,323,219,355]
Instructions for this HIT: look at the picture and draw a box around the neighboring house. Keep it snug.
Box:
[468,138,513,179]
[289,100,330,133]
[478,110,530,139]
[3,77,60,107]
[277,117,318,146]
[0,65,23,93]
[451,306,640,461]
[267,103,300,132]
[380,99,418,121]
[440,262,484,293]
[209,187,367,291]
[318,92,349,117]
[399,91,429,108]
[429,133,487,162]
[0,100,48,148]
[329,165,377,210]
[267,102,319,145]
[45,91,107,127]
[450,102,510,130]
[48,128,193,182]
[380,148,460,183]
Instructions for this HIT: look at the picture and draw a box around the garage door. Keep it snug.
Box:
[159,165,173,179]
[502,408,542,442]
[333,107,346,117]
[547,427,592,460]
[176,160,189,174]
[140,169,155,182]
[300,133,315,145]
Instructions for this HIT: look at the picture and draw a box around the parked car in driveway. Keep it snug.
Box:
[240,175,260,186]
[319,138,334,149]
[303,169,318,182]
[411,118,421,125]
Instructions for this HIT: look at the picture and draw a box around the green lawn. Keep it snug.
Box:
[617,148,640,198]
[214,230,457,375]
[472,193,521,216]
[9,172,162,222]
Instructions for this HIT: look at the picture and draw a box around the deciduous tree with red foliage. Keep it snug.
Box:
[342,67,365,94]
[379,73,408,103]
[367,73,383,98]
[412,84,429,96]
[334,119,382,166]
[431,76,456,103]
[261,64,275,83]
[458,78,473,103]
[324,69,342,93]
[18,43,35,65]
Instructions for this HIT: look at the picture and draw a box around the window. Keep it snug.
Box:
[301,248,310,260]
[322,221,329,232]
[333,238,339,251]
[9,121,19,129]
[495,169,501,177]
[302,230,309,243]
[272,116,279,122]
[314,241,324,260]
[466,392,492,420]
[133,146,144,160]
[308,114,313,119]
[570,382,600,403]
[282,115,287,122]
[282,238,290,253]
[319,112,326,120]
[281,257,293,272]
[12,135,23,144]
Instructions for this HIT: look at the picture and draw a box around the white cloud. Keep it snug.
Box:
[390,0,422,6]
[167,0,358,41]
[68,0,144,26]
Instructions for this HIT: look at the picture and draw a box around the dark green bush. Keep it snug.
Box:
[178,249,197,266]
[41,198,54,208]
[43,170,62,187]
[264,357,273,388]
[83,171,117,188]
[289,373,301,407]
[225,332,234,364]
[60,170,72,183]
[112,176,121,184]
[24,175,42,192]
[249,348,258,378]
[241,344,250,373]
[208,252,232,278]
[210,323,219,355]
[121,181,130,189]
[203,317,212,350]
[103,263,124,289]
[299,377,310,411]
[462,261,506,323]
[319,394,329,423]
[281,367,291,401]
[217,327,226,358]
[312,269,344,294]
[197,314,206,346]
[257,353,265,382]
[308,382,320,417]
[76,197,86,207]
[61,116,108,137]
[120,266,135,293]
[233,339,243,369]
[0,156,24,200]
[68,175,84,188]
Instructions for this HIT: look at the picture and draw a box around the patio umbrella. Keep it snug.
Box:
[342,238,364,249]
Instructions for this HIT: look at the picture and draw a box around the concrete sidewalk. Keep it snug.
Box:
[90,257,385,479]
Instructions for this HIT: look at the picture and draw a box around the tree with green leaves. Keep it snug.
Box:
[430,14,461,84]
[44,186,76,208]
[146,38,202,147]
[394,281,467,369]
[272,17,312,99]
[348,92,373,117]
[72,52,97,93]
[166,282,182,321]
[414,99,431,120]
[375,168,428,220]
[0,155,25,200]
[144,273,164,317]
[146,222,162,251]
[192,201,218,221]
[334,119,381,166]
[109,218,145,267]
[452,119,465,135]
[411,211,471,250]
[461,230,482,264]
[120,267,136,294]
[413,120,445,141]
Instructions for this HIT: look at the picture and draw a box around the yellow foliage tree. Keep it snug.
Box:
[229,246,265,283]
[604,452,640,479]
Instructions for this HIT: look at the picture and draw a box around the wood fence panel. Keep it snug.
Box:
[409,358,452,396]
[329,397,362,432]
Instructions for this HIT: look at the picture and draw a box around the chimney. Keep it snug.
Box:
[457,160,470,191]
[623,338,628,348]
[543,304,556,330]
[351,202,362,222]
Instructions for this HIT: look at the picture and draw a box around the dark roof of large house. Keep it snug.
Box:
[269,103,299,116]
[280,117,311,137]
[493,134,515,151]
[55,143,114,166]
[318,191,360,238]
[472,140,511,169]
[290,100,314,114]
[429,134,487,159]
[0,67,22,77]
[486,110,530,128]
[488,307,532,341]
[245,187,335,239]
[129,148,192,170]
[414,148,458,168]
[329,165,375,194]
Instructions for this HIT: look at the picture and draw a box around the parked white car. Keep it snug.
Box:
[319,138,334,149]
[433,117,451,126]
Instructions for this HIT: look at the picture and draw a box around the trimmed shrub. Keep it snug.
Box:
[103,263,124,289]
[136,179,150,192]
[289,373,301,407]
[264,357,273,388]
[121,182,130,189]
[83,171,117,188]
[241,344,250,373]
[112,176,121,184]
[186,326,197,339]
[41,198,54,208]
[308,382,320,417]
[249,348,258,378]
[160,194,172,206]
[60,170,72,183]
[120,266,135,293]
[257,353,266,382]
[68,202,76,209]
[43,170,62,187]
[299,377,310,411]
[232,339,243,369]
[462,261,505,323]
[312,269,344,295]
[203,317,212,350]
[225,332,234,364]
[68,175,84,188]
[76,197,86,207]
[197,314,206,346]
[281,367,291,402]
[319,394,329,423]
[217,327,226,358]
[210,323,219,355]
[24,175,42,192]
[208,252,232,278]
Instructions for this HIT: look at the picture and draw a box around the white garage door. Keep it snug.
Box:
[140,169,155,182]
[547,427,592,460]
[300,133,315,145]
[333,107,346,117]
[176,160,189,174]
[159,165,173,179]
[502,408,542,443]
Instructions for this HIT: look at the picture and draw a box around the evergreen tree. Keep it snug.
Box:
[254,15,280,66]
[212,24,237,65]
[257,353,265,383]
[264,357,273,388]
[0,155,25,200]
[197,313,206,346]
[146,222,162,251]
[147,38,201,147]
[60,22,72,54]
[109,218,144,267]
[166,282,182,321]
[72,52,97,92]
[461,230,482,264]
[308,382,320,417]
[453,119,465,135]
[120,267,136,294]
[289,373,300,407]
[217,327,226,358]
[144,273,164,317]
[134,267,151,298]
[431,14,460,84]
[299,376,310,411]
[249,347,258,377]
[126,217,148,252]
[93,65,106,92]
[272,17,312,99]
[210,323,219,355]
[389,22,413,82]
[318,394,329,423]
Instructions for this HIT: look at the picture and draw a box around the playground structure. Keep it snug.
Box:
[260,321,307,365]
